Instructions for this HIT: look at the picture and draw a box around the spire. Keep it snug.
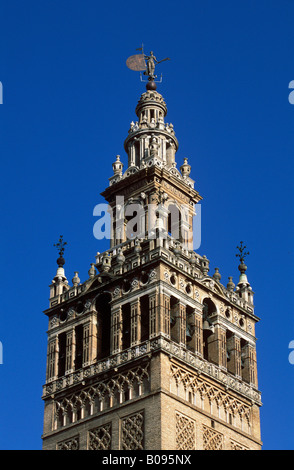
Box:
[235,241,250,287]
[50,235,69,299]
[107,48,196,192]
[101,50,201,249]
[124,47,180,172]
[54,235,67,268]
[235,241,254,304]
[53,235,68,280]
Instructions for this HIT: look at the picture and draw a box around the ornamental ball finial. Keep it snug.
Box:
[54,235,67,267]
[146,80,157,91]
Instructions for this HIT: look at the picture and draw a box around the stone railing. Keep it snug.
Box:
[43,335,261,406]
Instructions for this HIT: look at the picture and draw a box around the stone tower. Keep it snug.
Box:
[42,73,262,450]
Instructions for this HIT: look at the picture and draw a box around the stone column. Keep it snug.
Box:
[180,205,191,249]
[227,334,242,378]
[207,326,227,368]
[65,328,75,373]
[188,308,203,355]
[148,192,158,238]
[163,294,170,337]
[171,300,186,346]
[111,305,122,354]
[129,142,135,167]
[46,336,59,381]
[139,138,144,165]
[178,302,186,346]
[242,343,258,387]
[157,291,170,336]
[82,322,91,366]
[149,292,158,338]
[131,299,141,346]
[89,318,97,364]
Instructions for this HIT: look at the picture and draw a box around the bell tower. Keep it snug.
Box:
[42,55,262,450]
[105,82,199,252]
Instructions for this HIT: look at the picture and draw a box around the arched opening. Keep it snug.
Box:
[75,324,83,370]
[95,293,112,359]
[125,202,145,240]
[226,330,233,374]
[202,298,216,361]
[140,295,150,342]
[56,406,64,428]
[134,140,140,167]
[60,308,67,322]
[166,142,175,167]
[122,303,131,350]
[167,204,182,241]
[186,304,195,349]
[58,332,66,377]
[203,298,217,317]
[76,302,84,314]
[170,296,178,342]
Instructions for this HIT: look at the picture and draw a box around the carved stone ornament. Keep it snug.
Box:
[84,300,92,309]
[149,269,157,280]
[67,308,75,318]
[131,278,139,289]
[113,286,120,297]
[50,316,58,328]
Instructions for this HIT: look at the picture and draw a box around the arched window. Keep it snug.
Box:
[140,295,150,342]
[122,303,131,350]
[95,293,112,359]
[58,332,66,377]
[202,298,216,360]
[125,201,145,240]
[170,296,178,342]
[167,203,182,241]
[226,330,233,373]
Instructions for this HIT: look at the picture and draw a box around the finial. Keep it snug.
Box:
[236,241,249,273]
[213,267,221,282]
[180,158,191,177]
[72,271,80,287]
[116,247,125,266]
[134,237,142,255]
[227,277,235,292]
[112,155,123,176]
[54,235,67,267]
[88,263,96,279]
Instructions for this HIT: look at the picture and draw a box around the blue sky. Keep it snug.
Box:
[0,0,293,450]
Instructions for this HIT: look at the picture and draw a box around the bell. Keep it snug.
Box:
[203,319,210,331]
[170,315,176,328]
[186,325,192,343]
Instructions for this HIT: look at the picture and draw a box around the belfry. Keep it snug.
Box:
[42,52,262,450]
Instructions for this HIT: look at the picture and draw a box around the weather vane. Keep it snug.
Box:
[236,241,249,264]
[126,44,170,86]
[54,235,67,266]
